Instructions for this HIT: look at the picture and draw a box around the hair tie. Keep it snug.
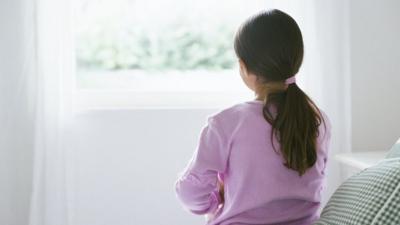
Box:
[285,76,296,85]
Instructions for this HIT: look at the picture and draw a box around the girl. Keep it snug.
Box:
[175,9,331,225]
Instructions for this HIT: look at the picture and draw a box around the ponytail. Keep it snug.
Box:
[233,9,324,176]
[262,83,324,176]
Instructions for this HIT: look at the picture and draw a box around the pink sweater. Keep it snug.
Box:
[175,100,331,225]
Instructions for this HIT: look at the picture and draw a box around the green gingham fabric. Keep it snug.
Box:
[314,159,400,225]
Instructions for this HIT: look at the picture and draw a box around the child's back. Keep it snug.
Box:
[175,100,331,225]
[175,9,332,225]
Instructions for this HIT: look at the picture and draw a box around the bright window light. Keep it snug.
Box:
[73,0,267,108]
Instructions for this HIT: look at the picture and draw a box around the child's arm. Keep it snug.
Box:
[175,116,228,215]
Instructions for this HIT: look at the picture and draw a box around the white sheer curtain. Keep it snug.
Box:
[0,0,74,224]
[29,0,75,224]
[0,0,350,224]
[0,0,37,224]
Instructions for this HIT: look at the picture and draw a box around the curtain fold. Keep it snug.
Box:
[0,0,36,224]
[28,0,74,224]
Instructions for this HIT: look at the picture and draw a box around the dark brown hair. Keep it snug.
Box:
[234,9,325,176]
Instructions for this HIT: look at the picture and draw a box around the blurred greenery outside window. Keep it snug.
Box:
[74,0,266,91]
[76,22,235,71]
[75,0,250,91]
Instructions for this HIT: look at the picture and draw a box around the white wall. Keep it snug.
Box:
[350,0,400,151]
[68,109,218,225]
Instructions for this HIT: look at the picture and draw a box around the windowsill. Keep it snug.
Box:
[73,90,254,111]
[334,150,389,170]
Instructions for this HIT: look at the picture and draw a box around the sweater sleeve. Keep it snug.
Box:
[175,116,228,215]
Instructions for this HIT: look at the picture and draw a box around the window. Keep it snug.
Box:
[73,0,266,108]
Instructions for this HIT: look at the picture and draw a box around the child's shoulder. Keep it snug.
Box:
[315,108,332,142]
[317,108,331,130]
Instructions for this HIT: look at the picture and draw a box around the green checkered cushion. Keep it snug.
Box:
[314,159,400,225]
[374,181,400,225]
[386,138,400,159]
